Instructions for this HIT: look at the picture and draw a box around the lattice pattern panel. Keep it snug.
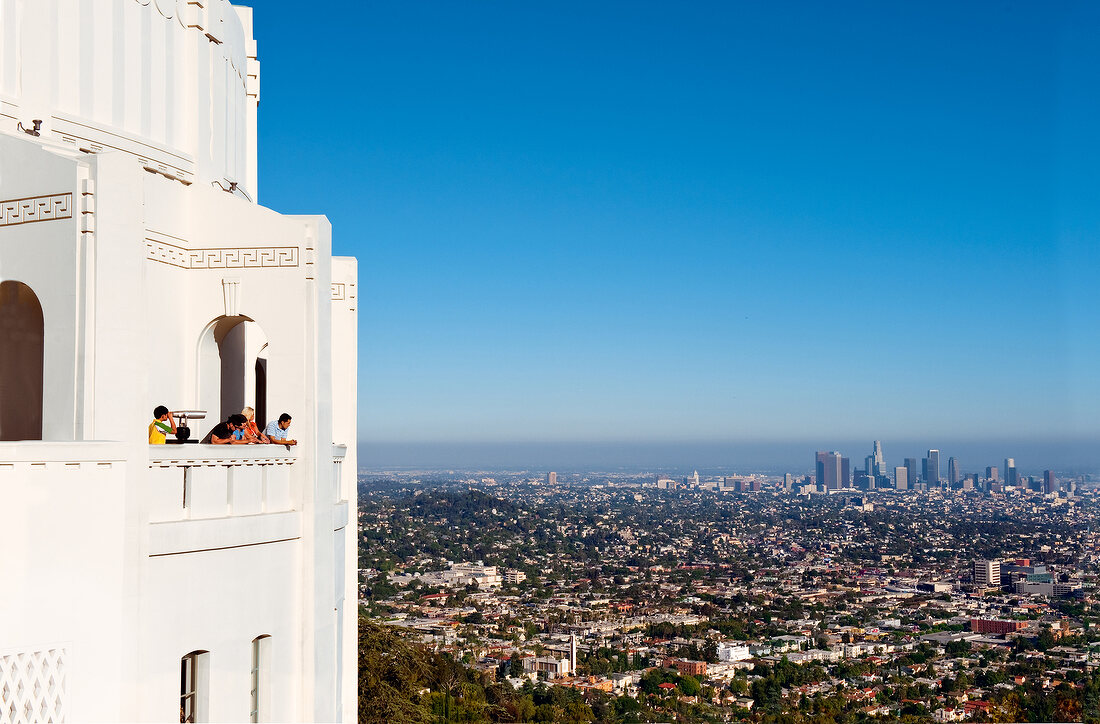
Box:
[0,647,68,723]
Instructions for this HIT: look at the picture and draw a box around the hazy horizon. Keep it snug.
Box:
[357,436,1100,477]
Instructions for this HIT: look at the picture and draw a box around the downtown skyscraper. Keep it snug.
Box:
[869,440,885,478]
[905,458,918,488]
[925,449,941,486]
[948,457,960,486]
[816,451,850,490]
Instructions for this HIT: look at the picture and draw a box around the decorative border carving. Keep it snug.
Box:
[0,194,73,227]
[145,239,298,269]
[331,283,345,300]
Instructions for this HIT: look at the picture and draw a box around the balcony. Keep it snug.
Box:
[147,445,299,556]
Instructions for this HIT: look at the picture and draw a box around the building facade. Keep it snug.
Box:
[0,2,356,721]
[894,466,908,490]
[926,449,941,486]
[948,456,960,486]
[905,458,918,488]
[973,560,1001,588]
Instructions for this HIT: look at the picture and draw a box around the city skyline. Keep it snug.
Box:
[358,436,1100,476]
[253,2,1100,457]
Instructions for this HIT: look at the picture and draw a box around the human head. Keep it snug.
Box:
[278,413,292,430]
[229,413,248,428]
[241,406,255,421]
[153,405,169,420]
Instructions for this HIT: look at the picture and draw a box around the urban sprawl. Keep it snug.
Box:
[358,442,1100,722]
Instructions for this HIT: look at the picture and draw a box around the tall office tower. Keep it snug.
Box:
[986,466,999,481]
[816,451,842,489]
[864,455,875,478]
[894,466,909,490]
[784,473,793,490]
[948,457,960,486]
[1004,458,1017,486]
[872,440,885,476]
[1044,470,1057,494]
[815,451,828,487]
[921,457,930,484]
[547,472,558,485]
[973,560,1001,587]
[927,449,941,485]
[905,458,918,488]
[841,457,851,488]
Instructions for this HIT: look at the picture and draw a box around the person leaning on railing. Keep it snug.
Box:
[263,413,297,446]
[201,413,251,444]
[240,406,270,443]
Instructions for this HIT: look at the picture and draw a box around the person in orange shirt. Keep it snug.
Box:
[240,406,270,443]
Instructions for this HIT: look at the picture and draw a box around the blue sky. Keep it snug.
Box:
[253,2,1100,468]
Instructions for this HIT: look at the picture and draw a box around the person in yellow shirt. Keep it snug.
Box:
[148,405,177,444]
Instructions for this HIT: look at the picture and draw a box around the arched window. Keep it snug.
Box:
[250,635,272,722]
[197,317,268,424]
[0,280,44,441]
[180,650,210,723]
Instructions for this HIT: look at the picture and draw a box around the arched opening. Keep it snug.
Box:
[254,357,267,429]
[250,635,272,723]
[0,280,44,441]
[196,316,269,425]
[180,649,210,723]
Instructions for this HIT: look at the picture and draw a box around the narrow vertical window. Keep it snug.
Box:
[250,635,271,722]
[180,650,209,723]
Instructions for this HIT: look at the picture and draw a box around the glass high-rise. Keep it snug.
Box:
[927,449,941,485]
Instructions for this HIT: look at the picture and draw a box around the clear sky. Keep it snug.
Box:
[252,2,1100,469]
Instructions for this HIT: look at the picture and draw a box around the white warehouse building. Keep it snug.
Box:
[0,1,357,722]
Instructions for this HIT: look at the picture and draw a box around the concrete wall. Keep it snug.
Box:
[0,0,257,195]
[1,124,354,724]
[0,1,355,718]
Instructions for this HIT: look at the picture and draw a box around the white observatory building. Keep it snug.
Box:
[0,1,358,721]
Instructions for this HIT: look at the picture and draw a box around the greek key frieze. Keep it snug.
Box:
[145,239,299,269]
[0,193,73,227]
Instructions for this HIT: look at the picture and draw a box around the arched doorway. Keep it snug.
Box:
[0,280,44,441]
[197,316,269,424]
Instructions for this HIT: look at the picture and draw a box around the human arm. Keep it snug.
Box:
[246,421,270,444]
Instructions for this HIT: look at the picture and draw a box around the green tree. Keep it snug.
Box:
[358,619,432,724]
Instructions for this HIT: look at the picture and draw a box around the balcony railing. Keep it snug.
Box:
[147,445,298,523]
